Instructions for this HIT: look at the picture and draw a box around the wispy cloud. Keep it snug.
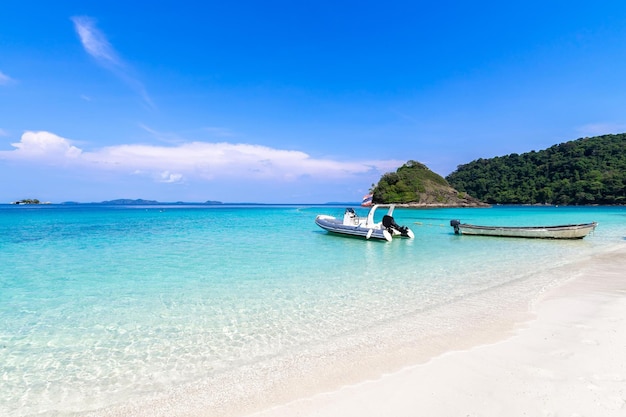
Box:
[577,123,626,137]
[71,16,119,65]
[203,127,237,138]
[0,71,14,85]
[138,124,186,144]
[0,131,403,185]
[71,16,154,108]
[138,124,239,145]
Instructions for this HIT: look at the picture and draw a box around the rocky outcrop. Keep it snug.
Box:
[371,160,490,207]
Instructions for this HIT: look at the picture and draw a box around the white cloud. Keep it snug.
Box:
[0,131,402,183]
[0,71,14,85]
[7,131,82,159]
[71,16,154,108]
[159,171,184,183]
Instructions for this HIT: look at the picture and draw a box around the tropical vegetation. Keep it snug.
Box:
[446,133,626,205]
[371,160,485,206]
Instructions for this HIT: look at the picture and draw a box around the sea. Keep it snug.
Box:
[1,204,625,417]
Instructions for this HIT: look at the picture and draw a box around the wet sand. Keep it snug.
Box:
[247,246,626,417]
[85,245,626,417]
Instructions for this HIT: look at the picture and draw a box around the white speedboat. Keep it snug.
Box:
[315,204,414,241]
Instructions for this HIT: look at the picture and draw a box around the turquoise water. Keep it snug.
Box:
[1,204,625,416]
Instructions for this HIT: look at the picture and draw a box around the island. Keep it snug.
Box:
[370,160,489,207]
[10,199,51,205]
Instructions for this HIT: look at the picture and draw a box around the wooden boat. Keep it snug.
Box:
[449,219,597,239]
[315,205,414,241]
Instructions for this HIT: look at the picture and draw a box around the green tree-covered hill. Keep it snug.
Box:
[371,160,487,206]
[446,133,626,205]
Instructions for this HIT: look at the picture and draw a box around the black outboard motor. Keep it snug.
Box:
[450,219,461,234]
[383,215,411,237]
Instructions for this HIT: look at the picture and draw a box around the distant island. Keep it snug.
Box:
[10,199,51,205]
[8,199,224,205]
[97,199,224,205]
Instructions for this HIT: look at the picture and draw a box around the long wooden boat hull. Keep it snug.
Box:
[450,220,598,239]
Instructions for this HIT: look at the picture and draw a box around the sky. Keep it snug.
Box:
[2,1,626,203]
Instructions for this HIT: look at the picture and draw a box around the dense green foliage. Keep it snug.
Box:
[371,160,478,205]
[446,134,626,205]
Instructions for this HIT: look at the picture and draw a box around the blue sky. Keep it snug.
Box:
[2,1,626,203]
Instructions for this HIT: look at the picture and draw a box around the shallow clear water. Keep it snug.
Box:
[1,204,625,416]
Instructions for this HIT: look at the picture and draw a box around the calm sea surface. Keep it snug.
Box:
[1,204,625,416]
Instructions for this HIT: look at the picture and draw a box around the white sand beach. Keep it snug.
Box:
[85,245,626,417]
[248,246,626,417]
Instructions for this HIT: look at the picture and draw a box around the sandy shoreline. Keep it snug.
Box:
[247,245,626,417]
[82,245,626,417]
